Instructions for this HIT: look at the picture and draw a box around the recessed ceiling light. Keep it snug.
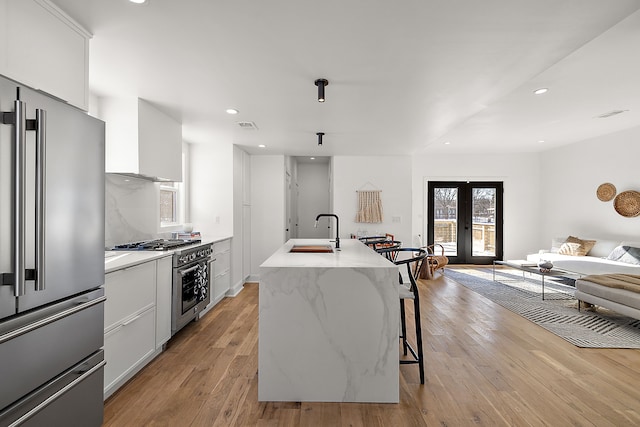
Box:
[129,0,148,4]
[226,108,239,115]
[258,144,266,148]
[310,157,316,160]
[444,141,451,145]
[533,88,548,95]
[538,140,545,143]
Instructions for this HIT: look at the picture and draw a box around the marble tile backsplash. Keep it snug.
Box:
[105,174,158,248]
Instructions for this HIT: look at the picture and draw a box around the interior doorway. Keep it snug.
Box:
[295,157,331,238]
[426,181,503,264]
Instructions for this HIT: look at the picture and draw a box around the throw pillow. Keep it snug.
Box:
[607,246,640,265]
[557,236,596,256]
[551,237,567,253]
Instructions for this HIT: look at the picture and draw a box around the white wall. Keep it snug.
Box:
[411,153,542,259]
[540,125,640,244]
[189,141,234,238]
[250,156,286,278]
[333,156,413,245]
[297,162,331,238]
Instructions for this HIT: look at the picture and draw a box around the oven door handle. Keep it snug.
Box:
[178,264,200,276]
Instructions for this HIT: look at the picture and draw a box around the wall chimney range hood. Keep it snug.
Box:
[101,97,183,182]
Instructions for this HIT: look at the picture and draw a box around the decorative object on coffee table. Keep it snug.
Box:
[538,260,554,273]
[596,182,616,202]
[613,190,640,217]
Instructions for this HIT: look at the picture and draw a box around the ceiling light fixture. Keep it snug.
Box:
[533,88,548,95]
[315,79,329,102]
[226,108,239,115]
[129,0,148,4]
[258,144,266,148]
[444,141,451,145]
[316,132,324,146]
[310,157,316,160]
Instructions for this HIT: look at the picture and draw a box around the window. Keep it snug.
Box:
[160,184,178,225]
[159,150,188,229]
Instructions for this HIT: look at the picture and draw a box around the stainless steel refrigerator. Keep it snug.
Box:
[0,74,105,426]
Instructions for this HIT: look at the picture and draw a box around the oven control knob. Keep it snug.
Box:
[190,253,196,261]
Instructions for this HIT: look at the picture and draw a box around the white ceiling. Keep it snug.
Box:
[51,0,640,156]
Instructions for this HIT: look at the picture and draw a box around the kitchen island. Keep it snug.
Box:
[259,238,399,403]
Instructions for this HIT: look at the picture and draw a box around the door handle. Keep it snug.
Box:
[13,99,27,297]
[35,109,47,291]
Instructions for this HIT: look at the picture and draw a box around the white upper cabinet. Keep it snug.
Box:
[0,0,90,110]
[101,97,183,182]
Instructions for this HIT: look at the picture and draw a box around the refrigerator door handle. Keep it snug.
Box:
[35,109,46,291]
[0,294,106,344]
[13,99,27,297]
[5,359,106,427]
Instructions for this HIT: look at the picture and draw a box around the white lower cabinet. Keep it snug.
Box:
[103,255,172,399]
[104,307,156,397]
[155,256,172,347]
[212,239,231,304]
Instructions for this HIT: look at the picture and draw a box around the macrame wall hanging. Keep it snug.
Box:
[356,188,383,223]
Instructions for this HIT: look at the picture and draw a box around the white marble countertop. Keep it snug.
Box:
[260,238,393,268]
[104,251,171,273]
[105,235,232,273]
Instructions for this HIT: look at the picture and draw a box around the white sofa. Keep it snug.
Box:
[527,236,640,320]
[526,237,640,276]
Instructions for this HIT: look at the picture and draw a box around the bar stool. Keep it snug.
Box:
[377,247,427,384]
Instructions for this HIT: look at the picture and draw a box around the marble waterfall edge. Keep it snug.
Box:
[259,239,399,403]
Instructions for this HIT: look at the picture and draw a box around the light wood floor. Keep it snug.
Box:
[103,271,640,426]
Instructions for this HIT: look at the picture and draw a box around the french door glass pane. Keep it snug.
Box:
[433,187,458,256]
[472,188,496,256]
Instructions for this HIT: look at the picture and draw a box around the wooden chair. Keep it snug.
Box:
[419,244,449,279]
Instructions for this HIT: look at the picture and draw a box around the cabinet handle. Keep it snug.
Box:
[122,314,142,326]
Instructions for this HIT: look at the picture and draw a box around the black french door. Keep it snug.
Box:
[427,181,503,265]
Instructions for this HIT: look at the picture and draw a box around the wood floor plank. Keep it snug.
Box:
[103,278,640,426]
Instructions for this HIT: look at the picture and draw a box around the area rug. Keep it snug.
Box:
[445,267,640,349]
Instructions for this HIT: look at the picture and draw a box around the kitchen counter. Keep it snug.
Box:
[105,251,170,273]
[104,235,232,273]
[259,239,399,403]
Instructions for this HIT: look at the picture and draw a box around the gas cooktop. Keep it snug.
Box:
[112,239,201,251]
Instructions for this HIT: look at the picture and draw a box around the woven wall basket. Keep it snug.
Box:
[613,190,640,217]
[596,182,616,202]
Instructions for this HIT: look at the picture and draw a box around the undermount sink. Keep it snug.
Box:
[289,245,334,253]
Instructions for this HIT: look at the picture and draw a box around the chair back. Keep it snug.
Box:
[377,247,427,289]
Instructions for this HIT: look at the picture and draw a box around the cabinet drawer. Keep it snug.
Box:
[213,239,231,255]
[213,271,231,301]
[103,307,156,393]
[214,250,230,274]
[104,261,156,331]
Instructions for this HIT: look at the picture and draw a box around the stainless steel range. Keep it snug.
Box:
[171,243,213,335]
